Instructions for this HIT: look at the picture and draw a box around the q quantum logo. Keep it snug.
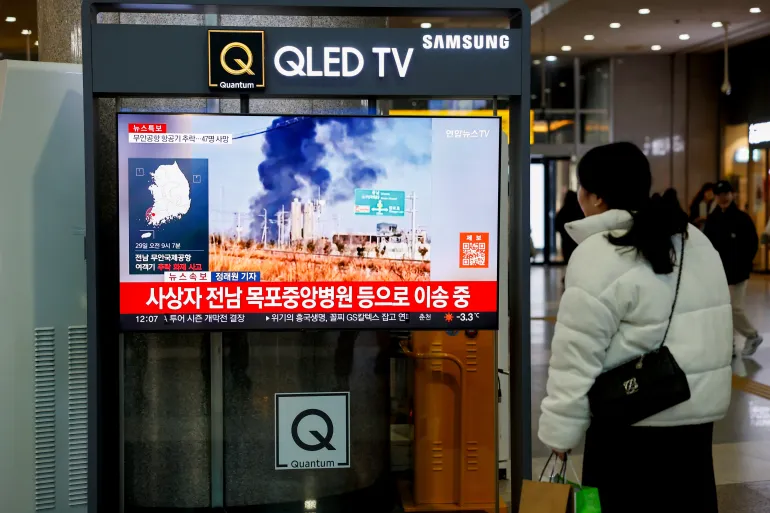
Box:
[275,392,350,470]
[208,30,266,90]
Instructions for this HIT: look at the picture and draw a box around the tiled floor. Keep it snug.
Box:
[526,268,770,511]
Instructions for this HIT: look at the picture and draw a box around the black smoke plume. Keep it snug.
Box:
[249,116,385,238]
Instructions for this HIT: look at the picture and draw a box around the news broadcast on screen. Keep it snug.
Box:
[117,113,502,330]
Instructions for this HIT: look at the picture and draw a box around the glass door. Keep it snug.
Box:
[530,157,576,264]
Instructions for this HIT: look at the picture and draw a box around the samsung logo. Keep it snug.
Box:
[422,34,510,50]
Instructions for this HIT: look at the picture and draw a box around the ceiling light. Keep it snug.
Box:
[638,8,650,15]
[584,34,595,41]
[651,44,662,51]
[712,21,723,28]
[678,33,690,40]
[420,22,431,28]
[546,55,557,62]
[35,41,38,46]
[21,29,31,36]
[561,45,572,51]
[609,22,621,29]
[559,82,566,88]
[533,59,541,65]
[5,16,16,22]
[750,7,761,14]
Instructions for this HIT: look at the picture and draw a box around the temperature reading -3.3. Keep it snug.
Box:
[457,312,480,322]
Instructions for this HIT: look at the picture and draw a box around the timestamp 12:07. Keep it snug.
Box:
[135,315,159,323]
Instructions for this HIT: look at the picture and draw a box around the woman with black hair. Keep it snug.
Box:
[688,182,716,229]
[538,143,732,513]
[554,190,583,264]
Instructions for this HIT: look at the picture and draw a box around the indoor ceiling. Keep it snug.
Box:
[0,0,37,59]
[392,0,770,55]
[0,1,767,59]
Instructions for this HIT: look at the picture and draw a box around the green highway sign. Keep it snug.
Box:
[354,189,406,217]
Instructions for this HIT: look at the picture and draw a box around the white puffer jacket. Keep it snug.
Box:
[539,210,733,452]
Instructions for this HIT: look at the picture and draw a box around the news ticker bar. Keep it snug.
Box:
[120,311,498,331]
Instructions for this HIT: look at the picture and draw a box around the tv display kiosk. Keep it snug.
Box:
[82,1,530,512]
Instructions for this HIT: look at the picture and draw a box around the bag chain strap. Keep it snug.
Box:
[635,234,686,370]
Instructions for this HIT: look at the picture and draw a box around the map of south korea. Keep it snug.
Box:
[146,162,191,226]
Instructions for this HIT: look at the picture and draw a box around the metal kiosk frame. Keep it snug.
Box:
[81,1,531,511]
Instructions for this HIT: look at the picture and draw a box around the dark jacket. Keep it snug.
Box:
[704,203,759,285]
[555,205,583,263]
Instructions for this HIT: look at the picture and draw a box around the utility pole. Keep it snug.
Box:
[260,209,268,246]
[276,205,287,247]
[234,212,244,243]
[407,192,418,260]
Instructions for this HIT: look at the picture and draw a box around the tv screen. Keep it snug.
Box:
[118,113,502,331]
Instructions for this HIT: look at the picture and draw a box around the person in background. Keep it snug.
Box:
[688,182,716,229]
[662,188,684,212]
[539,142,731,513]
[704,180,762,357]
[554,190,584,264]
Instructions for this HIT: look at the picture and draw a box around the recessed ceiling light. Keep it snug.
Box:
[679,33,690,40]
[638,8,651,15]
[546,55,557,62]
[651,44,662,51]
[584,34,595,41]
[21,29,31,35]
[34,41,38,46]
[420,22,432,29]
[609,22,621,29]
[750,7,761,14]
[712,21,723,28]
[561,45,572,51]
[559,82,567,88]
[5,16,16,22]
[533,59,541,65]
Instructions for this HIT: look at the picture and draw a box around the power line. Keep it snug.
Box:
[232,116,308,141]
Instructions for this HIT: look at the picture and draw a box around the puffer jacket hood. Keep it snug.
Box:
[539,210,733,452]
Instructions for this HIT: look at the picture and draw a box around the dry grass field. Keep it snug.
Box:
[209,240,430,281]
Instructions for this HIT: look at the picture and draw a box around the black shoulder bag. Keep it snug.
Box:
[587,236,691,426]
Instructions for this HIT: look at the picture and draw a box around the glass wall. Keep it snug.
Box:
[391,56,614,151]
[529,56,612,146]
[579,59,611,145]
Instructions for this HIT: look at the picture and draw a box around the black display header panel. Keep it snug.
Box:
[90,26,522,97]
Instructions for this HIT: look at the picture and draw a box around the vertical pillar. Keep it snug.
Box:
[37,0,83,63]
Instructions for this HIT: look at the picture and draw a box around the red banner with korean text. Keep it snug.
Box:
[120,281,497,314]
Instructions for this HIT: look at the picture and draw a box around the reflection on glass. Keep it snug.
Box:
[581,113,610,145]
[580,58,610,110]
[536,57,574,110]
[123,333,211,510]
[222,331,391,510]
[533,112,575,144]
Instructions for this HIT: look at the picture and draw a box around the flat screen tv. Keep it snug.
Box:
[117,113,502,331]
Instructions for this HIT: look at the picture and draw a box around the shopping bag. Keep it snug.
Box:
[519,480,573,513]
[562,457,601,513]
[519,454,574,513]
[573,485,601,513]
